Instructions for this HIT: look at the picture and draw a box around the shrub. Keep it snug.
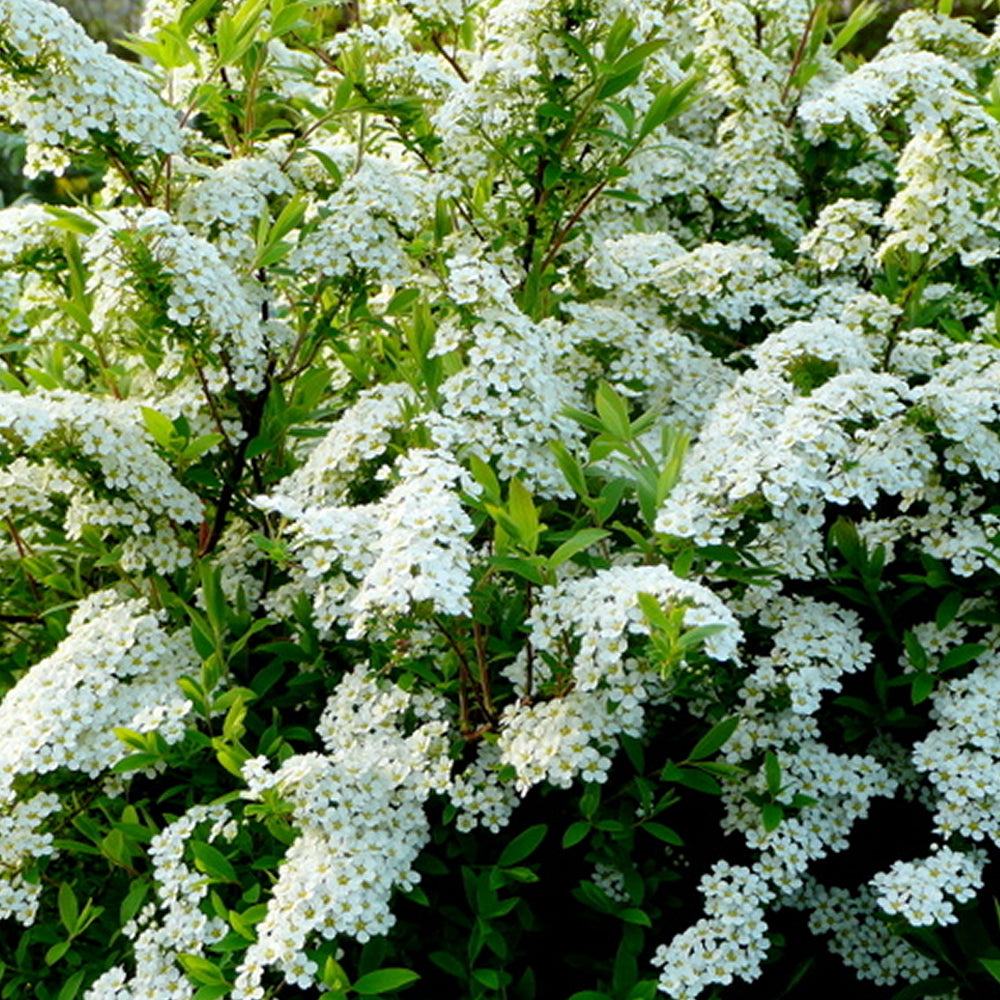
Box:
[0,1,999,999]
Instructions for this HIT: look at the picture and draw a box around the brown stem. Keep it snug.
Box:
[431,32,469,83]
[199,385,270,557]
[472,619,495,719]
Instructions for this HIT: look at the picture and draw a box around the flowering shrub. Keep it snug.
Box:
[3,0,1000,998]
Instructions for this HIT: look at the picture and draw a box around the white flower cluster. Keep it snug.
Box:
[871,845,986,927]
[84,208,270,392]
[177,154,295,267]
[799,880,941,985]
[740,596,873,715]
[264,449,475,637]
[721,711,898,892]
[233,668,450,998]
[85,803,235,1000]
[495,566,740,794]
[653,312,1000,578]
[652,861,773,1000]
[0,592,195,925]
[798,199,882,273]
[911,645,1000,842]
[799,48,1000,265]
[0,0,182,176]
[0,389,202,569]
[0,591,195,795]
[425,307,588,495]
[647,243,811,330]
[448,740,520,832]
[273,382,415,507]
[290,154,422,285]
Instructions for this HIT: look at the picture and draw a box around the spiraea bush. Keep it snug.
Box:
[2,0,1000,998]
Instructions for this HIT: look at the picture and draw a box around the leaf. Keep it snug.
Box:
[45,941,71,966]
[472,969,503,989]
[597,65,644,100]
[140,406,176,450]
[981,958,1000,983]
[641,822,683,846]
[762,803,784,832]
[940,643,986,672]
[764,750,782,796]
[638,73,699,139]
[111,752,162,774]
[498,824,547,867]
[550,440,590,498]
[688,717,739,761]
[562,821,590,848]
[594,382,632,439]
[903,630,927,672]
[549,528,610,567]
[507,478,541,553]
[911,672,935,705]
[190,841,238,884]
[179,0,219,35]
[177,954,227,986]
[352,969,421,995]
[429,951,465,980]
[935,590,962,630]
[619,908,651,927]
[57,883,78,934]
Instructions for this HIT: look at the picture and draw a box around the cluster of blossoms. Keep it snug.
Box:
[0,0,181,176]
[0,591,195,925]
[870,845,987,928]
[86,803,236,1000]
[84,208,271,392]
[231,668,451,998]
[261,449,475,637]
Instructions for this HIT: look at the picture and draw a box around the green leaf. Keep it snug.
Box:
[562,821,590,848]
[429,951,465,980]
[903,630,927,672]
[140,406,176,450]
[57,883,78,934]
[498,824,547,867]
[179,433,224,462]
[764,750,781,795]
[507,477,541,553]
[594,382,632,439]
[178,954,227,987]
[352,968,421,995]
[472,969,503,989]
[608,39,669,77]
[567,993,613,1000]
[57,969,87,1000]
[762,803,784,831]
[597,66,644,100]
[192,988,231,1000]
[911,672,935,705]
[619,908,651,927]
[940,643,986,672]
[638,73,698,138]
[935,590,962,630]
[45,941,71,966]
[549,528,609,567]
[641,822,682,846]
[179,0,219,35]
[190,841,238,884]
[830,0,881,54]
[981,958,1000,983]
[688,717,739,761]
[111,752,162,774]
